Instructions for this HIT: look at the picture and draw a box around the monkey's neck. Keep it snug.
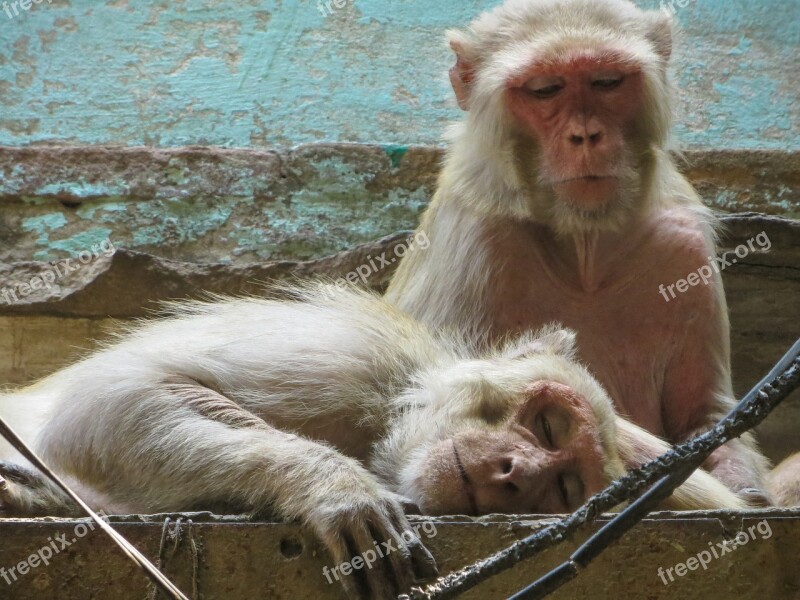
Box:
[539,224,648,292]
[571,231,600,291]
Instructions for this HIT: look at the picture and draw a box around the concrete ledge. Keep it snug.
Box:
[0,231,413,318]
[0,145,797,264]
[0,212,795,319]
[0,510,798,599]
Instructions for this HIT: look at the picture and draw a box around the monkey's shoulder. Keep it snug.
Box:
[644,206,717,270]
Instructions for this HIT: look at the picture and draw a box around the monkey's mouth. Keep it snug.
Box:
[555,175,616,184]
[452,440,479,516]
[552,175,620,211]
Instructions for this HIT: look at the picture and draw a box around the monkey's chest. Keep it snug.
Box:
[491,276,691,435]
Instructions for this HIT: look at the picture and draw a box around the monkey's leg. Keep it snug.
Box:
[0,461,80,517]
[46,378,436,599]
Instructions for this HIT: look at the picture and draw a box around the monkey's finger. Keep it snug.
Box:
[349,523,397,600]
[373,520,417,594]
[387,503,438,581]
[408,535,438,581]
[325,533,370,600]
[387,534,417,594]
[739,488,774,508]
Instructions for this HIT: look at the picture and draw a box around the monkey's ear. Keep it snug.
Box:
[446,31,477,111]
[505,327,577,359]
[644,12,673,62]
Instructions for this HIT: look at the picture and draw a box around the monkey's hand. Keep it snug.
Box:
[305,462,438,600]
[0,461,79,517]
[737,487,773,508]
[702,439,774,507]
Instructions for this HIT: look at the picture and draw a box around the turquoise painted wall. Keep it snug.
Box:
[0,0,797,149]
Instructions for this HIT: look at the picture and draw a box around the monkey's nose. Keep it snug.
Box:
[491,455,539,496]
[568,130,603,146]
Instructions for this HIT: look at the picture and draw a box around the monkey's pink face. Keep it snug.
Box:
[413,381,609,515]
[505,52,644,212]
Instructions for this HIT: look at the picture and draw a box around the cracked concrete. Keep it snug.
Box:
[0,511,798,599]
[0,145,796,264]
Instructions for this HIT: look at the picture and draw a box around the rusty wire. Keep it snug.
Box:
[405,337,800,600]
[0,418,190,600]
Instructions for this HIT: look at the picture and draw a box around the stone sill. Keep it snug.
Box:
[1,510,798,599]
[0,144,797,266]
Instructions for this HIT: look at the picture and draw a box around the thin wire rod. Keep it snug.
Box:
[0,417,190,600]
[508,338,800,599]
[406,338,800,600]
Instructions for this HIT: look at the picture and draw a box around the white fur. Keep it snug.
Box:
[0,284,741,517]
[386,0,768,504]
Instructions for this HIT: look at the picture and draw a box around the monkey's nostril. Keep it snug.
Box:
[569,134,584,145]
[506,481,519,494]
[501,458,513,474]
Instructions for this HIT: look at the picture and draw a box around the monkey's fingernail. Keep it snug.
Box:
[739,488,773,507]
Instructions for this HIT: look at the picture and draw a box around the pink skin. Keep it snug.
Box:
[505,53,644,210]
[418,382,608,516]
[481,211,723,439]
[449,41,475,111]
[472,54,757,492]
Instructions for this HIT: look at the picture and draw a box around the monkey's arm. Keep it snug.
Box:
[228,423,438,599]
[13,376,436,600]
[660,287,771,501]
[386,200,494,338]
[767,453,800,507]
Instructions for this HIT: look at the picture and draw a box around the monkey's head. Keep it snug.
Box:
[378,328,630,515]
[379,326,744,515]
[445,0,674,234]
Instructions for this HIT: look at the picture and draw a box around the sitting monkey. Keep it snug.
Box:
[385,0,772,501]
[0,284,745,599]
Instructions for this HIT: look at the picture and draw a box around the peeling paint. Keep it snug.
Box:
[382,144,409,168]
[21,212,68,246]
[0,0,795,149]
[1,144,795,264]
[43,227,115,260]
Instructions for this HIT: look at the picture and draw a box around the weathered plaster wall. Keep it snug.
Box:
[2,146,795,264]
[0,0,797,150]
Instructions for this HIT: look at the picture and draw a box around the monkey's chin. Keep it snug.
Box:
[416,479,475,516]
[553,177,619,212]
[408,441,477,516]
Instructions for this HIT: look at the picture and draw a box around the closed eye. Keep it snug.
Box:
[524,76,566,99]
[591,76,624,91]
[529,83,563,98]
[537,413,555,447]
